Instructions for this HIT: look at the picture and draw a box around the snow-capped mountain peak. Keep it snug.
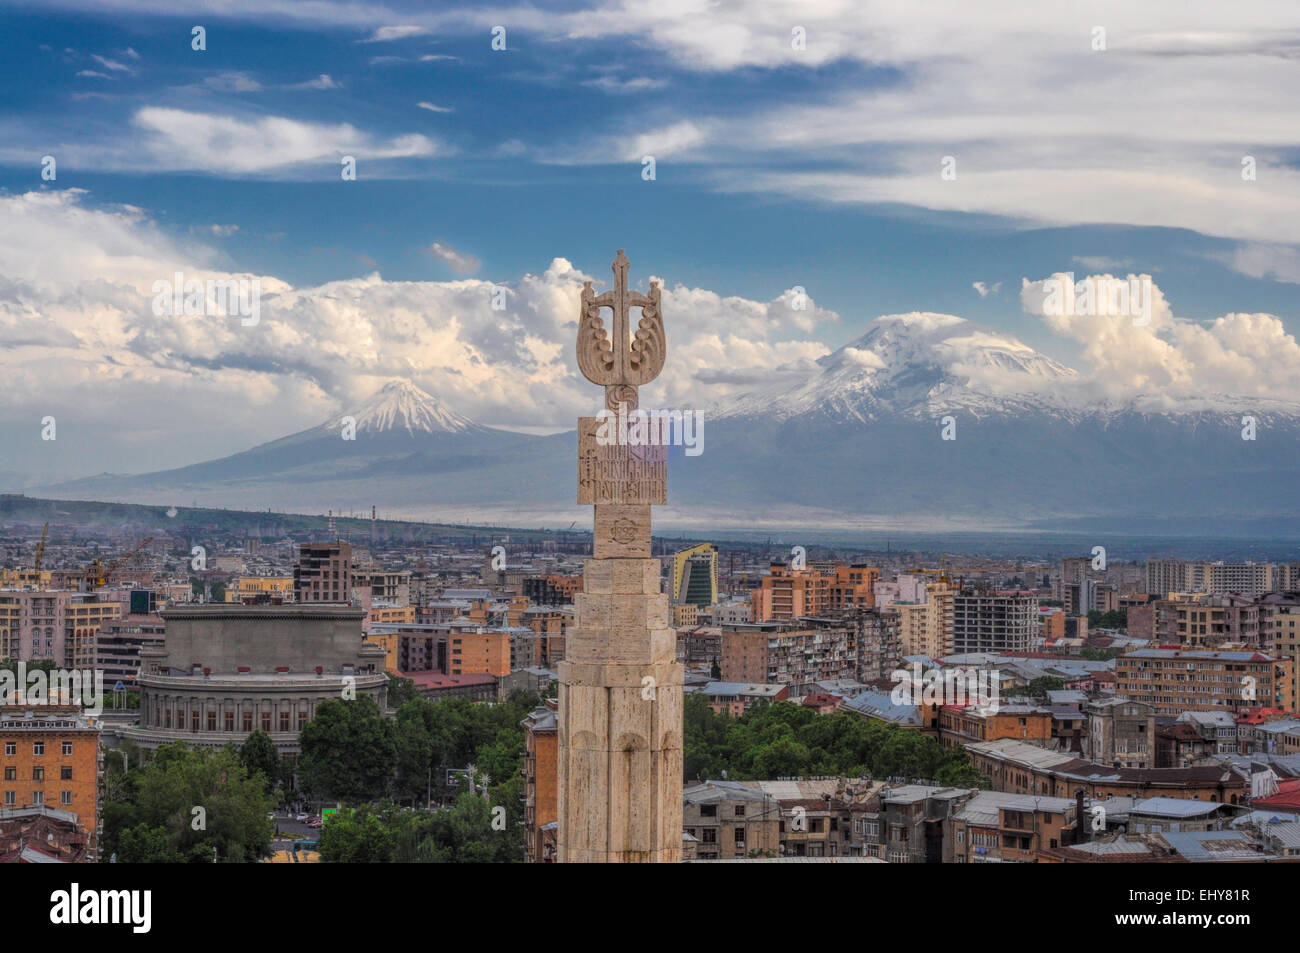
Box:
[330,379,479,435]
[717,313,1078,421]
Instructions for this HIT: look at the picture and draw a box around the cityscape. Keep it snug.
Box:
[1,0,1297,933]
[3,498,1300,870]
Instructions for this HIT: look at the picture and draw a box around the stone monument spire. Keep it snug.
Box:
[557,250,683,863]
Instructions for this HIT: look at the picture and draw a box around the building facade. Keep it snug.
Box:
[128,604,387,756]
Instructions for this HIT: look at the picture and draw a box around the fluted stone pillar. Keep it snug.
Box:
[558,250,683,863]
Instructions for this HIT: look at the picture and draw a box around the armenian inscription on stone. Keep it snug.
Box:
[577,417,667,505]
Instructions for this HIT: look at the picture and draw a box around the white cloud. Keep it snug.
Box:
[129,107,438,174]
[91,54,132,72]
[972,281,1000,298]
[364,25,428,42]
[427,241,480,275]
[290,74,341,90]
[417,101,453,113]
[202,71,263,92]
[1020,271,1300,403]
[0,191,838,475]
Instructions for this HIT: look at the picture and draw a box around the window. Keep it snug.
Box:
[224,712,234,731]
[734,826,746,845]
[700,804,716,817]
[2,791,12,806]
[734,804,745,817]
[61,791,73,806]
[3,743,13,756]
[279,711,290,732]
[191,712,199,732]
[32,790,43,805]
[2,767,13,781]
[60,766,72,780]
[243,712,253,732]
[61,742,72,756]
[32,742,44,756]
[261,712,271,732]
[207,711,217,731]
[298,711,308,731]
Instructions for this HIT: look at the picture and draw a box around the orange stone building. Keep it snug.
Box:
[938,704,1054,749]
[752,563,877,622]
[448,627,512,677]
[0,703,101,860]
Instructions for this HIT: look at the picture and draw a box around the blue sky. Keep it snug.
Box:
[1,0,1299,481]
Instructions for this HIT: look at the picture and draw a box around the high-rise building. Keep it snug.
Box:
[293,542,354,603]
[1145,559,1275,598]
[0,591,120,667]
[951,592,1037,655]
[1278,563,1300,592]
[752,562,876,622]
[672,543,718,607]
[1206,562,1274,598]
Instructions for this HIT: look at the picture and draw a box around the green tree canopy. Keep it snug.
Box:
[297,696,396,804]
[102,743,274,862]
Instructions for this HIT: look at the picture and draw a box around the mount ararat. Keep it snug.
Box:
[37,315,1300,535]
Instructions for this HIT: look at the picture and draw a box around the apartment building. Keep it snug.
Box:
[1145,559,1276,598]
[0,590,121,667]
[360,570,410,607]
[938,704,1053,750]
[1260,593,1300,713]
[293,542,354,603]
[826,566,879,611]
[521,574,582,606]
[1173,594,1260,647]
[95,613,165,687]
[521,704,557,863]
[0,703,101,860]
[1116,648,1292,715]
[966,737,1247,802]
[949,792,1079,863]
[1084,698,1157,769]
[720,623,856,690]
[852,607,904,681]
[694,681,788,716]
[752,563,877,622]
[683,781,781,859]
[951,592,1037,655]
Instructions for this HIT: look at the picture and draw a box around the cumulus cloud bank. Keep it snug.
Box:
[0,190,838,476]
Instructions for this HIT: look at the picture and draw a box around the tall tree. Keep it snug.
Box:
[297,696,396,803]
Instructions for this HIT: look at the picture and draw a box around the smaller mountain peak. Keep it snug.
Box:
[336,378,478,435]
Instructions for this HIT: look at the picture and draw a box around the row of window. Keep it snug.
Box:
[3,742,75,756]
[152,707,307,733]
[4,766,73,780]
[2,790,74,806]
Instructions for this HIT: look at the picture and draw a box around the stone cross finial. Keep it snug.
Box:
[577,249,666,411]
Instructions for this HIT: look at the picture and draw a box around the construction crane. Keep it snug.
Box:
[89,537,154,589]
[33,522,49,571]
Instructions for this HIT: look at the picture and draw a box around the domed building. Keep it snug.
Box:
[126,604,387,756]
